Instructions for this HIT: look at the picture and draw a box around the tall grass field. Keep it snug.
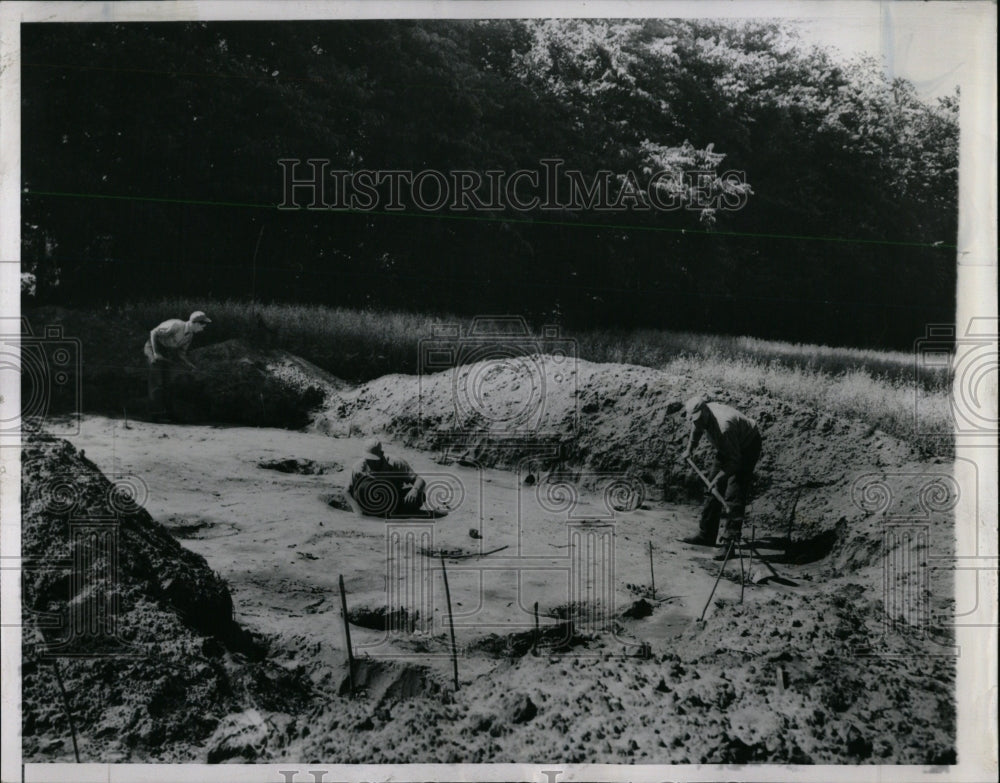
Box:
[26,299,954,455]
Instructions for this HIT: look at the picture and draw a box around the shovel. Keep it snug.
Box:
[686,457,731,513]
[685,457,797,588]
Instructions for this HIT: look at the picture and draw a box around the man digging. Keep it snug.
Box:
[678,395,762,547]
[143,310,211,421]
[348,439,432,518]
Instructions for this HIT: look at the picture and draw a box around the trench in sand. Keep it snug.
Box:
[71,415,805,694]
[23,337,958,763]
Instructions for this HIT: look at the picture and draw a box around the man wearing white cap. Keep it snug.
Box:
[143,311,211,420]
[678,395,761,546]
[348,439,428,517]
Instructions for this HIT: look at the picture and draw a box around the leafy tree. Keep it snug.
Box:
[21,19,956,349]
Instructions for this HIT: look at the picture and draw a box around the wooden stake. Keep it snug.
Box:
[338,574,356,697]
[440,554,460,691]
[49,658,80,763]
[738,543,746,604]
[31,622,80,763]
[699,539,735,622]
[533,601,540,656]
[785,488,801,559]
[648,540,656,599]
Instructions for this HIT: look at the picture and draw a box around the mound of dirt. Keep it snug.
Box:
[312,355,949,578]
[291,583,954,764]
[20,434,315,762]
[469,623,590,658]
[165,339,333,428]
[20,308,347,423]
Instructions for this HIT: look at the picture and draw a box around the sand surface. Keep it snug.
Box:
[72,414,740,670]
[21,350,956,763]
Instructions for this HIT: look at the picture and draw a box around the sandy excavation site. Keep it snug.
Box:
[20,340,959,764]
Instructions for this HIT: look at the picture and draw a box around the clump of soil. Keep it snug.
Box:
[338,660,443,705]
[469,623,590,658]
[347,606,418,632]
[162,515,239,540]
[258,457,342,475]
[622,598,654,619]
[319,489,354,512]
[20,434,316,762]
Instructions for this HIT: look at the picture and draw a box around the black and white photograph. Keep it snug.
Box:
[0,1,996,780]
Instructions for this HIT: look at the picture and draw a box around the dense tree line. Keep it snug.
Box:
[22,19,957,349]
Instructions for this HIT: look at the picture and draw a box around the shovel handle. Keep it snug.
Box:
[686,457,731,514]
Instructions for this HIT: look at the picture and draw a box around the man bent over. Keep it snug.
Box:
[143,310,211,420]
[349,439,429,517]
[679,395,761,546]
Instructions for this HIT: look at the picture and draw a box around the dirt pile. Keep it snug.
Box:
[300,356,956,763]
[291,582,954,764]
[313,355,945,575]
[22,307,348,426]
[20,434,315,762]
[163,339,337,427]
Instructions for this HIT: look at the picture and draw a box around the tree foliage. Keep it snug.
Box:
[21,19,957,349]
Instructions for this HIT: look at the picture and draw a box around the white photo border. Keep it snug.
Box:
[1,2,996,782]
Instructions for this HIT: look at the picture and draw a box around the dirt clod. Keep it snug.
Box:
[258,458,342,475]
[506,694,538,724]
[205,709,268,763]
[622,599,654,619]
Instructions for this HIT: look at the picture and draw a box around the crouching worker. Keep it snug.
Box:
[143,310,211,421]
[349,439,429,518]
[679,395,761,547]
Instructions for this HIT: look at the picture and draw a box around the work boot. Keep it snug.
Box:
[721,517,744,543]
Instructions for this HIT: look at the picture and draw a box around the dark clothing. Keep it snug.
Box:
[695,402,760,476]
[698,429,762,543]
[349,456,426,517]
[144,342,177,418]
[146,359,173,418]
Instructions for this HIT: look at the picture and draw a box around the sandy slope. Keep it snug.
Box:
[25,350,957,763]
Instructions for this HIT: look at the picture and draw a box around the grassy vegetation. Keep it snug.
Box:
[574,329,943,391]
[665,355,952,453]
[27,298,953,453]
[116,298,947,383]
